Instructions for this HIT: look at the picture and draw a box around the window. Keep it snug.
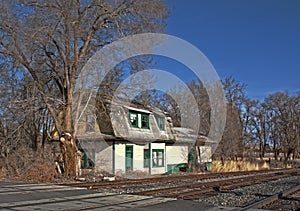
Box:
[155,116,165,131]
[86,115,95,132]
[80,149,95,169]
[129,111,150,129]
[129,112,138,128]
[144,149,150,168]
[141,114,149,129]
[152,149,164,167]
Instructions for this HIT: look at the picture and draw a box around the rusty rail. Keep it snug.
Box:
[239,184,300,210]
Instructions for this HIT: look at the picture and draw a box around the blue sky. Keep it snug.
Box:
[159,0,300,100]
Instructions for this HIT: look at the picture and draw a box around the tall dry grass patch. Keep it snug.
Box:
[212,160,269,172]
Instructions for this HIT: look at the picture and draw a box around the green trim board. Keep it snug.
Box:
[128,110,150,129]
[141,113,150,129]
[144,149,150,168]
[155,115,165,131]
[129,111,138,128]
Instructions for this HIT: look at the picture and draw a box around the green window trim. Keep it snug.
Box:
[141,113,150,129]
[144,149,150,168]
[152,149,165,167]
[155,115,165,131]
[80,149,95,169]
[129,111,150,129]
[129,111,138,128]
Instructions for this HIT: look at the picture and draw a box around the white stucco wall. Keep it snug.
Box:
[166,145,188,165]
[113,144,146,174]
[133,145,144,171]
[114,144,125,173]
[94,142,194,175]
[95,145,113,174]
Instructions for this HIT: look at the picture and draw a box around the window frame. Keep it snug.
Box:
[129,111,138,128]
[143,149,150,168]
[141,113,150,129]
[155,115,165,131]
[86,114,95,132]
[152,149,165,168]
[128,111,150,129]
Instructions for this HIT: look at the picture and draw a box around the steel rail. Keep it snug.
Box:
[239,184,300,210]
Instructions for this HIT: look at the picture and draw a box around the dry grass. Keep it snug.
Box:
[3,144,59,183]
[211,160,270,173]
[20,161,58,183]
[0,167,7,180]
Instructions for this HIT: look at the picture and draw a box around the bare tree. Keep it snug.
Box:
[241,98,258,159]
[264,92,300,160]
[213,77,245,161]
[0,0,169,177]
[214,103,243,161]
[222,76,246,110]
[188,80,211,135]
[250,103,271,159]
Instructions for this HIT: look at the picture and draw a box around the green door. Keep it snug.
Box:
[125,145,133,171]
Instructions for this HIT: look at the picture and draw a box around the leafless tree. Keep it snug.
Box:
[240,98,258,158]
[213,77,245,161]
[188,80,211,135]
[250,102,271,159]
[263,92,300,160]
[0,0,169,177]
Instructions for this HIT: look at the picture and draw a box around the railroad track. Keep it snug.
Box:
[240,184,300,210]
[134,169,300,200]
[67,168,297,190]
[67,168,300,202]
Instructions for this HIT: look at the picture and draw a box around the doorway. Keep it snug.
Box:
[125,145,133,171]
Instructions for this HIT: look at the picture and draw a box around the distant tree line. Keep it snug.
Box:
[135,77,300,162]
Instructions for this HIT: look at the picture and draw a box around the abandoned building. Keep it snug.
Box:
[76,97,213,175]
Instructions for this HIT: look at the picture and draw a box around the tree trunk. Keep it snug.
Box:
[59,79,82,177]
[59,133,82,177]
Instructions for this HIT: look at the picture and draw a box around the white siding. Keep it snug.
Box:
[166,145,188,165]
[95,145,113,174]
[151,143,165,149]
[93,142,205,175]
[133,145,144,171]
[114,144,125,173]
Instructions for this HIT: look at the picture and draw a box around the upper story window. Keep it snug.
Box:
[141,114,149,129]
[129,112,138,128]
[155,115,165,131]
[86,114,95,132]
[129,111,150,129]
